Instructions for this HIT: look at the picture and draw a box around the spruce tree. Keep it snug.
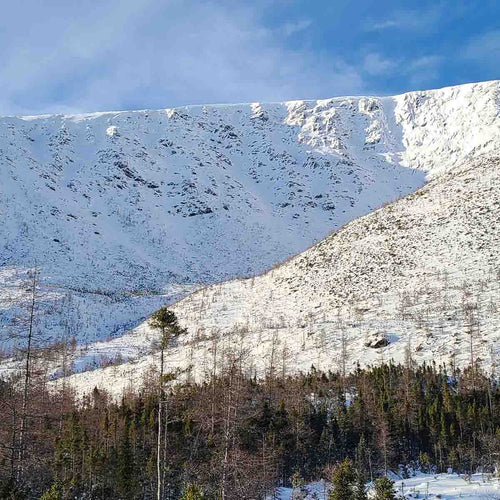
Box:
[40,481,63,500]
[291,469,304,489]
[373,476,396,500]
[355,434,369,479]
[329,458,355,500]
[353,469,367,500]
[117,413,136,499]
[180,483,204,499]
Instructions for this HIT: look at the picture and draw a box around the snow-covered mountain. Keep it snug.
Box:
[1,81,499,387]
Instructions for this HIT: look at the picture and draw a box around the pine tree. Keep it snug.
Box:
[353,469,367,500]
[149,308,185,500]
[329,458,355,500]
[373,476,396,500]
[149,307,186,345]
[17,267,38,481]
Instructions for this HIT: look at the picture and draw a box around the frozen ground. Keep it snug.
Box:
[272,473,500,499]
[392,473,500,499]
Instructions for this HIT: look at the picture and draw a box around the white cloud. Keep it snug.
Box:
[365,5,442,33]
[0,1,363,115]
[362,53,397,75]
[463,30,500,68]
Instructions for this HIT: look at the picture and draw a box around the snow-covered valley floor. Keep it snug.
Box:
[274,473,500,499]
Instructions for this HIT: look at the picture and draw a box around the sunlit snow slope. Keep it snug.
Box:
[0,80,499,354]
[65,153,500,396]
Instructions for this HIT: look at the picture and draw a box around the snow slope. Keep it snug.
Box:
[61,153,499,396]
[0,80,499,375]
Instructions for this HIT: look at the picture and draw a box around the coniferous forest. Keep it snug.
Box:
[1,352,499,499]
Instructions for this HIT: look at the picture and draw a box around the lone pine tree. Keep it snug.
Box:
[149,307,186,500]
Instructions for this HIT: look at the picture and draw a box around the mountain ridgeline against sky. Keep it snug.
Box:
[0,80,499,387]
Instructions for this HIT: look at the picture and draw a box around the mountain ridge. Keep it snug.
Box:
[9,79,498,120]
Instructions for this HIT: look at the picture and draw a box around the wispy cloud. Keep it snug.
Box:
[362,53,398,75]
[405,55,442,87]
[358,50,442,88]
[0,1,363,115]
[280,19,313,37]
[462,30,500,68]
[365,5,443,32]
[1,0,493,115]
[408,55,442,72]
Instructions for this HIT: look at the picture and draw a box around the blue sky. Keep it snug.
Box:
[1,0,498,115]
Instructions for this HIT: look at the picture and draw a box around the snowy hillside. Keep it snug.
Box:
[61,153,499,396]
[169,155,500,375]
[0,80,499,364]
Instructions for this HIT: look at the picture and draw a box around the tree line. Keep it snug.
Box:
[1,324,499,498]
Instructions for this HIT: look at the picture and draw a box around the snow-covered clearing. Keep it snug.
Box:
[273,473,500,499]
